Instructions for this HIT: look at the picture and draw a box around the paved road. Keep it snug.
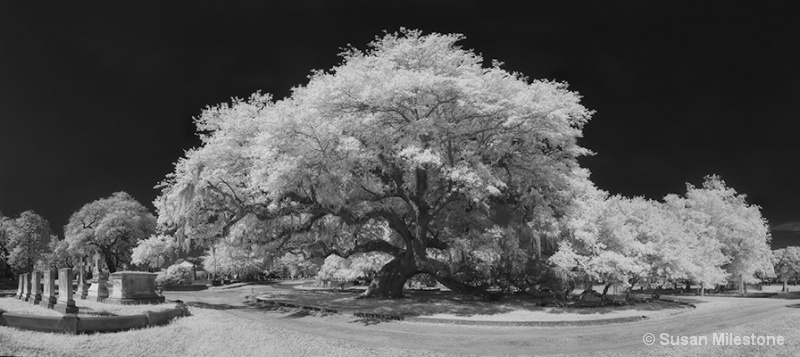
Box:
[164,286,800,356]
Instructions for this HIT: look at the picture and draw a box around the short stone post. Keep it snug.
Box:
[21,273,31,301]
[86,254,109,301]
[15,274,23,299]
[43,268,58,308]
[29,272,42,305]
[54,268,78,314]
[76,264,89,299]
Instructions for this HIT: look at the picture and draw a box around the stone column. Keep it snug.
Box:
[76,264,89,299]
[54,268,78,314]
[86,253,108,301]
[15,274,23,299]
[43,268,57,308]
[29,272,42,305]
[21,273,31,301]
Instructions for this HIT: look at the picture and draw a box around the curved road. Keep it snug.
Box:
[164,286,800,356]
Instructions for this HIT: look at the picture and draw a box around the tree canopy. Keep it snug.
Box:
[3,210,52,273]
[65,191,156,273]
[550,175,771,297]
[155,29,594,298]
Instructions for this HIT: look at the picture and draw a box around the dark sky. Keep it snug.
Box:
[1,2,799,247]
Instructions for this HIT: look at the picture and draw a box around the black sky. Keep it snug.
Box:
[1,2,799,247]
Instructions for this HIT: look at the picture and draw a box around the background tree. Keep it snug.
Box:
[131,234,179,269]
[64,192,156,273]
[34,235,79,271]
[5,210,52,273]
[772,247,800,292]
[200,243,272,279]
[156,29,594,298]
[678,175,773,293]
[0,211,11,276]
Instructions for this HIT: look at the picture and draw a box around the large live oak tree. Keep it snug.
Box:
[155,29,593,298]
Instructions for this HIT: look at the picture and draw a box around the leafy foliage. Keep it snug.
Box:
[772,246,800,289]
[155,29,594,298]
[64,192,156,273]
[131,234,179,269]
[550,175,771,297]
[3,211,52,273]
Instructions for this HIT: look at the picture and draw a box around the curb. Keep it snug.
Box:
[0,302,190,334]
[254,297,653,326]
[656,297,698,308]
[405,315,647,326]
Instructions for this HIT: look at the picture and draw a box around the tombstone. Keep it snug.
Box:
[43,268,58,308]
[54,268,78,314]
[86,254,109,301]
[21,273,31,301]
[15,274,23,299]
[28,272,42,305]
[76,265,89,299]
[104,271,165,305]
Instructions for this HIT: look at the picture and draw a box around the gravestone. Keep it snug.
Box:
[15,274,23,299]
[76,265,89,299]
[86,254,109,301]
[43,268,58,308]
[21,273,31,301]
[29,272,42,305]
[54,268,78,314]
[104,271,165,305]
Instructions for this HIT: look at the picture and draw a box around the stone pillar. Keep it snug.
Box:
[54,268,78,314]
[15,274,23,299]
[43,268,58,308]
[29,272,42,305]
[86,254,108,301]
[21,273,31,301]
[76,265,89,299]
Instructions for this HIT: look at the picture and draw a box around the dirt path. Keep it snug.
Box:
[164,287,800,356]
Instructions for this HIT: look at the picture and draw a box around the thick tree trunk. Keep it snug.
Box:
[360,255,418,299]
[601,283,612,301]
[103,251,117,273]
[783,280,788,292]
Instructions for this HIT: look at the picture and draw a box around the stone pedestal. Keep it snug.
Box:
[21,273,31,301]
[28,272,42,305]
[43,268,58,308]
[86,254,109,302]
[76,265,89,299]
[54,268,78,314]
[103,271,165,305]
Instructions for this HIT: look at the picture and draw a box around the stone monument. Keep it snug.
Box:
[76,264,89,299]
[104,271,165,305]
[28,272,42,305]
[54,268,78,314]
[15,274,23,299]
[43,268,58,309]
[21,273,31,301]
[86,253,109,301]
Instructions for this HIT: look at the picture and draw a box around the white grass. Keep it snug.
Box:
[0,297,178,317]
[0,308,452,357]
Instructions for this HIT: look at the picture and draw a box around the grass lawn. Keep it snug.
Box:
[0,297,180,317]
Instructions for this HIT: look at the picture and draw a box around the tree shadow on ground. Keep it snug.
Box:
[281,309,311,319]
[256,288,686,318]
[348,317,383,326]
